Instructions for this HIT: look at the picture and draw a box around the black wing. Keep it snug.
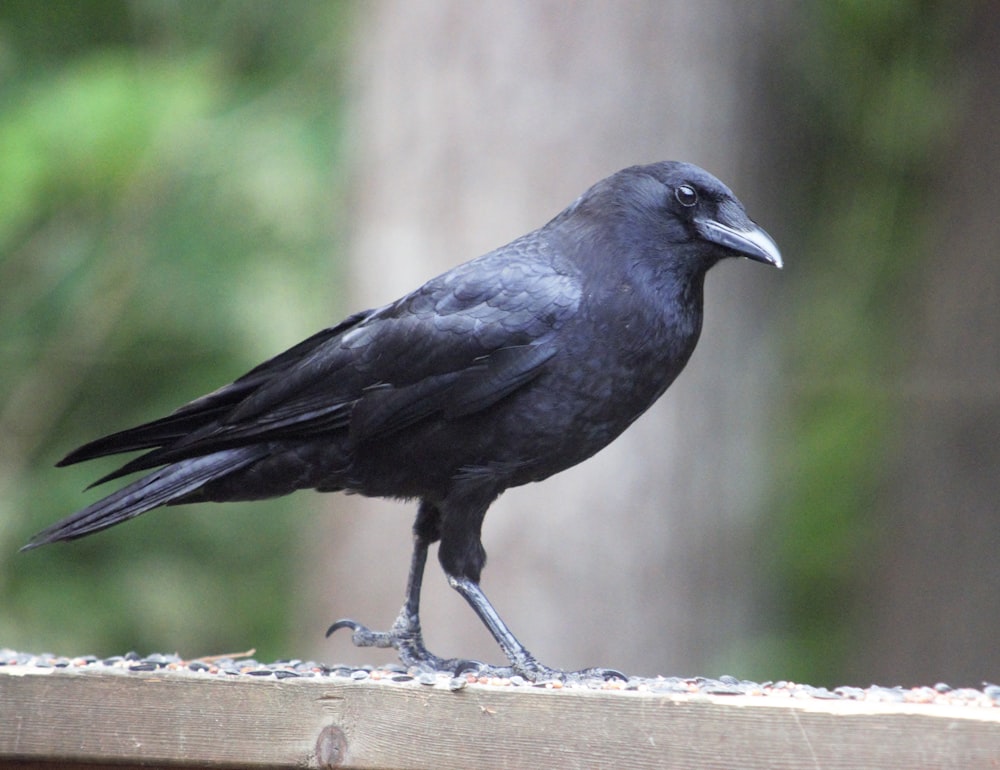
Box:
[61,238,581,484]
[57,310,374,469]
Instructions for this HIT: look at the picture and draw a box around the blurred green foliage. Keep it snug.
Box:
[766,0,967,685]
[0,1,352,659]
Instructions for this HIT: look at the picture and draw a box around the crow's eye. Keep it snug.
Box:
[675,184,698,207]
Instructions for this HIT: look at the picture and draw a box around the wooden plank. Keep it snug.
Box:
[3,665,1000,769]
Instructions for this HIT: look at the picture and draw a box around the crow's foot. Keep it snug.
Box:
[326,616,482,676]
[507,657,628,683]
[326,615,627,683]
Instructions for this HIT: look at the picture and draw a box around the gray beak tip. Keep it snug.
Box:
[696,218,783,269]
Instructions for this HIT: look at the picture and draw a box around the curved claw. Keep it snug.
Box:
[452,658,486,676]
[325,618,359,637]
[326,618,396,648]
[578,666,629,682]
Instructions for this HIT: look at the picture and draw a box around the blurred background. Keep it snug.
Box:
[1,1,997,689]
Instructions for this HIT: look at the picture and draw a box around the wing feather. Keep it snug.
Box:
[60,237,581,482]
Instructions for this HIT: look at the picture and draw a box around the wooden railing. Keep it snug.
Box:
[3,656,1000,768]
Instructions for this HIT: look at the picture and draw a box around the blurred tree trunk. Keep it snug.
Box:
[298,1,784,676]
[854,10,1000,687]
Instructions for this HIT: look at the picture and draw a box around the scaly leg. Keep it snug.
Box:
[329,499,626,682]
[447,574,625,682]
[327,503,480,674]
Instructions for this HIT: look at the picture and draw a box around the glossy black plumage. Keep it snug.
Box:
[26,161,781,679]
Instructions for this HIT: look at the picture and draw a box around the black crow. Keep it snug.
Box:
[25,161,781,680]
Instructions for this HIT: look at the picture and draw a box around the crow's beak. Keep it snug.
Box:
[695,218,783,269]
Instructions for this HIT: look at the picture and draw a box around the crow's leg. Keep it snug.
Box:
[326,502,480,674]
[447,574,628,683]
[437,486,627,682]
[445,573,553,679]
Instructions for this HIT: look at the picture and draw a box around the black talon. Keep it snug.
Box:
[326,618,395,649]
[578,667,629,681]
[452,658,485,677]
[326,618,359,637]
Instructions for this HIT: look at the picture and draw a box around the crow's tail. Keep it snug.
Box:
[23,447,266,550]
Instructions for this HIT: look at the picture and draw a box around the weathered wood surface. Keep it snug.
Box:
[3,665,1000,769]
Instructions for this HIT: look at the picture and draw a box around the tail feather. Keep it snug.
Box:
[55,408,230,468]
[23,447,265,550]
[56,314,372,469]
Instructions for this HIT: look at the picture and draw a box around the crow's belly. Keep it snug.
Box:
[335,366,670,500]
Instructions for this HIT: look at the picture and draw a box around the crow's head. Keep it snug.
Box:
[564,161,782,273]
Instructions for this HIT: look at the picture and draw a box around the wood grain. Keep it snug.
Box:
[3,666,1000,769]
